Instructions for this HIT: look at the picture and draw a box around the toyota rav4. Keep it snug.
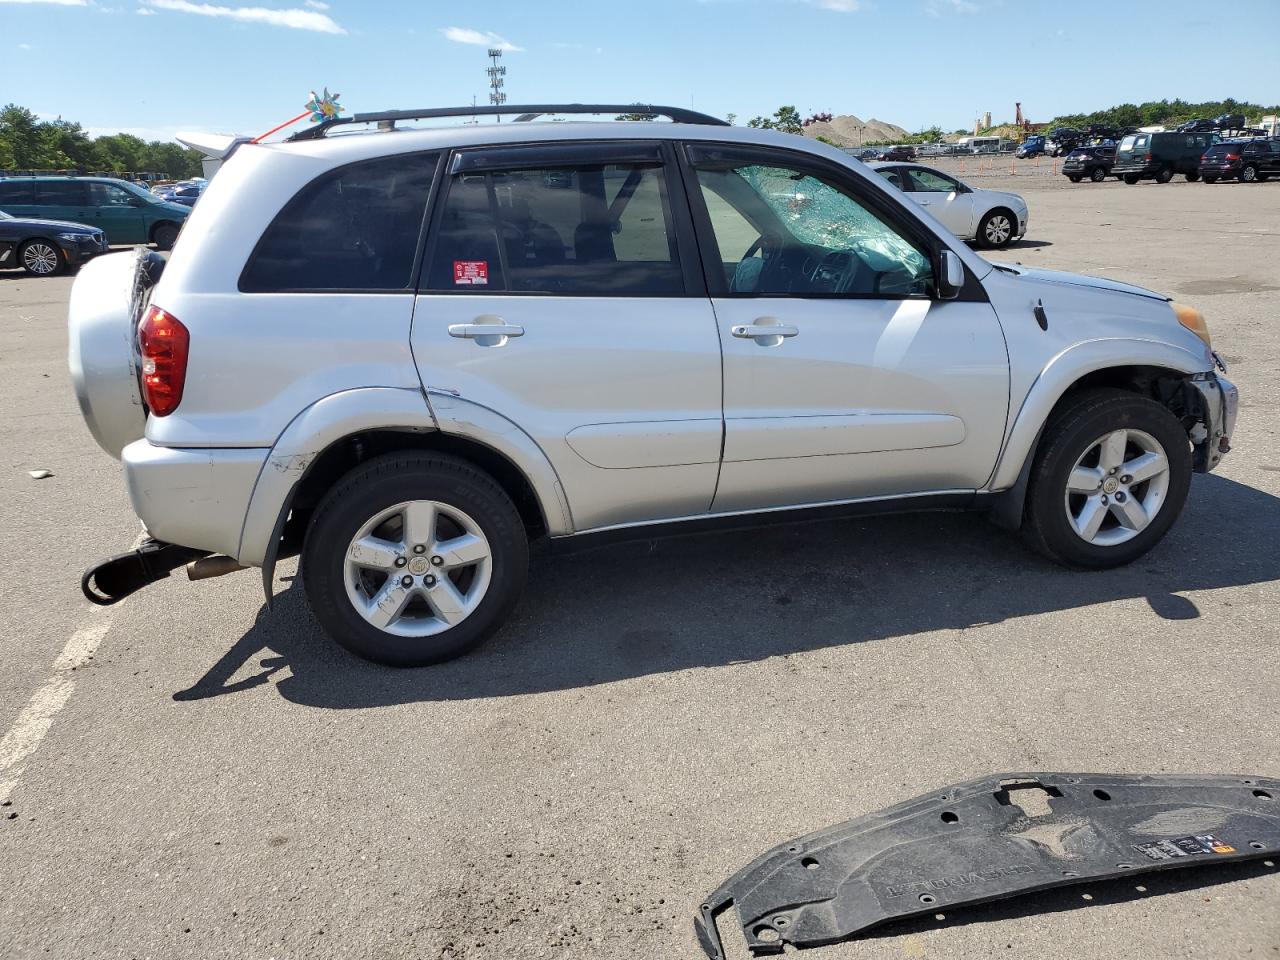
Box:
[68,103,1238,666]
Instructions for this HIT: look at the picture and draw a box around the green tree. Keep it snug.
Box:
[0,104,42,168]
[747,105,803,135]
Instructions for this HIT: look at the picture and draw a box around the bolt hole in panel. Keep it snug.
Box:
[693,773,1280,959]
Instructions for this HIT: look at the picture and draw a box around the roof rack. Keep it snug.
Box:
[287,103,729,141]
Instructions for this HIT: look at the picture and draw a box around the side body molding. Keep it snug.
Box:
[425,389,574,536]
[989,337,1209,492]
[238,387,438,568]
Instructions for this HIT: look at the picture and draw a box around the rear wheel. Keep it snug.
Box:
[1090,167,1107,182]
[1185,171,1200,182]
[302,453,529,666]
[1069,175,1082,183]
[976,209,1016,248]
[1203,176,1218,184]
[1022,389,1191,569]
[151,222,180,251]
[1124,174,1140,184]
[19,239,64,276]
[1155,166,1174,184]
[1241,164,1258,183]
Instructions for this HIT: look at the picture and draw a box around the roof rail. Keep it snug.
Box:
[287,103,729,141]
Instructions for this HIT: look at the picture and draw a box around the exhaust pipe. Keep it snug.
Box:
[186,555,247,581]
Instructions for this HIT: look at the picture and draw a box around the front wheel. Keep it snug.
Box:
[1069,175,1082,183]
[302,452,529,666]
[1241,164,1258,183]
[1022,389,1192,569]
[1155,167,1174,184]
[976,209,1016,248]
[1203,176,1218,184]
[1124,174,1140,184]
[151,222,180,251]
[1185,171,1200,182]
[1090,167,1107,182]
[19,239,65,276]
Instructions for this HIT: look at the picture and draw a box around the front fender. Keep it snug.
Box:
[237,386,437,567]
[989,337,1209,491]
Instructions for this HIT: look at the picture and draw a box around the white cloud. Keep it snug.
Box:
[440,26,522,51]
[0,0,88,6]
[139,0,346,32]
[806,0,859,9]
[926,0,978,13]
[17,41,34,47]
[135,6,154,11]
[303,0,327,7]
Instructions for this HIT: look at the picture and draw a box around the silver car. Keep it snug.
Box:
[868,161,1028,248]
[69,103,1236,666]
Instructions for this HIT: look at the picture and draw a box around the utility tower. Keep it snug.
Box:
[487,48,507,121]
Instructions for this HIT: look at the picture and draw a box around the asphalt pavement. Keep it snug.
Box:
[1,170,1277,960]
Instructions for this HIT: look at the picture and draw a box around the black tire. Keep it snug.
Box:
[1155,166,1174,184]
[1069,175,1082,183]
[151,222,180,251]
[1022,389,1192,570]
[1090,167,1107,182]
[1240,164,1258,183]
[976,208,1017,249]
[1123,174,1140,184]
[1258,173,1270,182]
[302,452,529,667]
[19,239,65,276]
[1203,176,1218,184]
[1185,171,1200,182]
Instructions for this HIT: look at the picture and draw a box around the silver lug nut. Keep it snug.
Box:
[400,575,413,588]
[412,544,427,555]
[1101,494,1109,505]
[1115,491,1127,503]
[424,574,437,587]
[394,556,407,568]
[1120,475,1132,484]
[430,555,444,566]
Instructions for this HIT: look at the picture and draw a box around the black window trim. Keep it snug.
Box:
[677,141,988,303]
[237,150,445,295]
[417,138,705,299]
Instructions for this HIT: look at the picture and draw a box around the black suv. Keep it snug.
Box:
[1199,139,1280,183]
[1178,118,1217,133]
[877,145,916,162]
[1062,145,1116,182]
[1113,130,1217,183]
[1214,113,1246,131]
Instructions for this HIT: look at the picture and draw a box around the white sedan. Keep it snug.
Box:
[868,161,1028,248]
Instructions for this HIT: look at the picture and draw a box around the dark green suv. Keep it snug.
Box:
[0,176,190,249]
[1113,131,1217,184]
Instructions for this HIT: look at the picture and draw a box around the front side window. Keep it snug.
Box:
[88,183,137,206]
[241,152,437,292]
[903,168,959,193]
[692,156,933,297]
[426,161,683,295]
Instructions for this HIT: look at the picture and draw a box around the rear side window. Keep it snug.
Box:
[241,153,437,292]
[0,180,36,205]
[425,162,684,295]
[34,181,87,205]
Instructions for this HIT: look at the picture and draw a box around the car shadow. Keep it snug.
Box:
[1007,238,1053,249]
[174,473,1280,708]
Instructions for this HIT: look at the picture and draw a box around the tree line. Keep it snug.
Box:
[0,103,204,178]
[1047,98,1279,132]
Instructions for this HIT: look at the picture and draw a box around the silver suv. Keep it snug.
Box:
[68,104,1238,666]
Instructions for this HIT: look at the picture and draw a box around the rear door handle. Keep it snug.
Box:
[731,320,799,347]
[448,319,524,347]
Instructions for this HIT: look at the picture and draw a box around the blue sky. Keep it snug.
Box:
[4,0,1278,141]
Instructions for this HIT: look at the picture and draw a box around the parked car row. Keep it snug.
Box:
[0,175,191,276]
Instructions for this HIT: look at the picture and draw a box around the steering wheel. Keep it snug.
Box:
[807,249,856,293]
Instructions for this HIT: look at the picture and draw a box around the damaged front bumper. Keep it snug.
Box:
[695,772,1279,958]
[1189,365,1238,473]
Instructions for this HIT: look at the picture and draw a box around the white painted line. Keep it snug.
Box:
[0,615,113,805]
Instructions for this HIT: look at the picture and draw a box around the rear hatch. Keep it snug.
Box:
[1201,143,1239,165]
[67,249,163,458]
[1114,133,1150,169]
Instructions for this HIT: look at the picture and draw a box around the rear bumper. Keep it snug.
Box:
[122,439,268,561]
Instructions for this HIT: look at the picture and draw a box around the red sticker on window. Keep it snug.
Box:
[453,260,489,285]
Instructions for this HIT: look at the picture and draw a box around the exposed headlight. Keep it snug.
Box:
[57,232,90,242]
[1172,302,1211,347]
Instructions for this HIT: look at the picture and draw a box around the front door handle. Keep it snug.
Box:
[731,319,799,347]
[448,317,524,347]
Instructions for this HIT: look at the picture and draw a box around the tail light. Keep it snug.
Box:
[1144,152,1153,161]
[1225,153,1240,161]
[137,305,189,416]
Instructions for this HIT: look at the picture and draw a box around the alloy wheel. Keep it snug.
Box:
[343,499,492,638]
[1063,428,1171,547]
[984,214,1012,245]
[22,242,59,275]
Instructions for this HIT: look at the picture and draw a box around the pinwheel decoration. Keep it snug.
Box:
[252,88,346,143]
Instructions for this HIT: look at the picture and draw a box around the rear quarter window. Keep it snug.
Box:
[0,181,36,205]
[240,152,438,293]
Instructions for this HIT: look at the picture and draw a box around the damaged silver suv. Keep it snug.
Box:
[69,104,1238,666]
